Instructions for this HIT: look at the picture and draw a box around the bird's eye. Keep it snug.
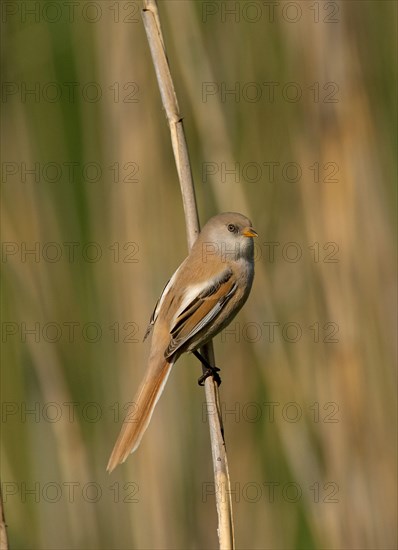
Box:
[227,223,236,233]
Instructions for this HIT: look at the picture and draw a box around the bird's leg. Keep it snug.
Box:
[193,350,222,386]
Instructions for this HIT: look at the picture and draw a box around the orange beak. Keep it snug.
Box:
[242,227,258,238]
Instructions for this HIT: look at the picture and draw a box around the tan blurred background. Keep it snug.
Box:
[1,1,396,548]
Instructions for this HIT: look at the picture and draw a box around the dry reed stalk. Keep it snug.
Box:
[141,0,235,547]
[0,485,8,550]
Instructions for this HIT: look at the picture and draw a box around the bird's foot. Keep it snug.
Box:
[197,365,221,386]
[192,350,222,386]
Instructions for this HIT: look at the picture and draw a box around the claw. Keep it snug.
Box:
[198,366,221,386]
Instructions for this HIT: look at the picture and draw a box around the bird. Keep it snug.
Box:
[107,212,257,472]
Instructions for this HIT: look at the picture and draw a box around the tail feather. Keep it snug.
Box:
[107,355,174,472]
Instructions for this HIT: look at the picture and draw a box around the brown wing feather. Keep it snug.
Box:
[165,273,236,358]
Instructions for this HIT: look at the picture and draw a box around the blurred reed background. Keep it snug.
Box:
[1,1,396,548]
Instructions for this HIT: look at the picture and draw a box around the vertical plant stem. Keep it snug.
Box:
[141,1,235,547]
[0,484,9,550]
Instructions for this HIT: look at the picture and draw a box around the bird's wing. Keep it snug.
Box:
[165,267,237,358]
[143,261,186,342]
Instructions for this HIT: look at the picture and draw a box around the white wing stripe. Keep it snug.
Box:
[151,261,185,324]
[171,280,210,326]
[166,281,238,357]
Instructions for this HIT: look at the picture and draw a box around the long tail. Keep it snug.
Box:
[107,355,175,472]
